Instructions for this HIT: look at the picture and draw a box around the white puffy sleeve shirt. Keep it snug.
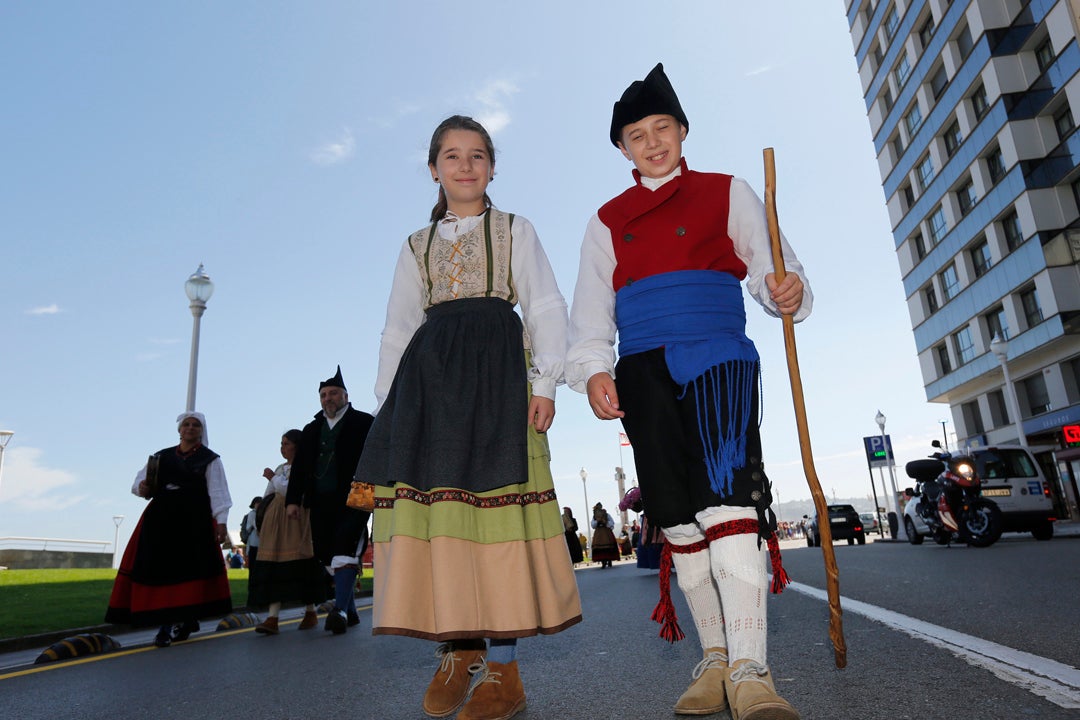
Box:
[132,456,232,525]
[373,213,568,412]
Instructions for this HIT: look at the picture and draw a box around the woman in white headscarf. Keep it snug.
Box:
[105,411,233,647]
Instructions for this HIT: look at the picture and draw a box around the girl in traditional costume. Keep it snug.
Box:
[355,115,582,720]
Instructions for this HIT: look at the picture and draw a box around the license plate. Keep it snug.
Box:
[982,487,1011,497]
[830,518,845,523]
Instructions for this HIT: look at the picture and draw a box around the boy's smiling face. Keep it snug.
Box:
[617,113,687,179]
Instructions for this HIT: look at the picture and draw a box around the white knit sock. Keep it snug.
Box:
[267,601,281,618]
[703,514,767,665]
[663,523,726,652]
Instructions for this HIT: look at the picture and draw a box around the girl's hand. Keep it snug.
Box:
[765,272,804,315]
[215,523,228,544]
[263,467,275,480]
[528,396,555,433]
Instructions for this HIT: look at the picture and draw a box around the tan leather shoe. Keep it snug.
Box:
[674,647,728,715]
[455,659,526,720]
[254,617,279,635]
[724,659,800,720]
[422,644,485,717]
[297,611,318,631]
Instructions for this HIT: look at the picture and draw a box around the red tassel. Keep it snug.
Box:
[767,535,790,593]
[651,541,685,643]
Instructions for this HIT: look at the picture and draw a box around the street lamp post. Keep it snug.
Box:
[580,468,590,557]
[939,420,949,451]
[990,333,1027,447]
[184,264,215,412]
[112,515,125,569]
[875,410,907,540]
[0,430,13,501]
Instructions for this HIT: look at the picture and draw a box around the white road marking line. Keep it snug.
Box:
[787,581,1080,709]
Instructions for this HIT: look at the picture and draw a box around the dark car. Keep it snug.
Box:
[804,504,865,546]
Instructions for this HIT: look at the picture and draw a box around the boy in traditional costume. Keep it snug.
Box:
[567,63,811,720]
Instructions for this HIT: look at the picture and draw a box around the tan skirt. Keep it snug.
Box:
[258,494,315,563]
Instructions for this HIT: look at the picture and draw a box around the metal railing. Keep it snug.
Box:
[0,537,111,553]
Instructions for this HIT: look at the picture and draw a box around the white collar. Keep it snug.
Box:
[640,164,683,191]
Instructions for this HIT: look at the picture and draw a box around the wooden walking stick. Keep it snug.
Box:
[763,147,848,669]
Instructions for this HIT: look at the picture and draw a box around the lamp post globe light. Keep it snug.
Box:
[184,264,215,413]
[112,515,125,569]
[990,333,1028,447]
[875,410,907,540]
[0,430,13,501]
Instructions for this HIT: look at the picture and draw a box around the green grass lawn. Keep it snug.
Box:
[0,568,373,640]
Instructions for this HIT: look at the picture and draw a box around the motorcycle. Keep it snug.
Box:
[903,441,1004,547]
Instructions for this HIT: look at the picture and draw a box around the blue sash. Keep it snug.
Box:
[616,270,759,496]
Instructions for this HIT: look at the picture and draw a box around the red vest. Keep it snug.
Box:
[598,163,746,291]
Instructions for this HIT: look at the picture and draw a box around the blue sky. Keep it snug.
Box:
[0,2,948,552]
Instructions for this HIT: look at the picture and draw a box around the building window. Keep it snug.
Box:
[892,134,905,158]
[916,155,935,192]
[956,23,974,58]
[1001,209,1022,251]
[905,103,924,136]
[872,42,884,71]
[986,146,1005,184]
[928,206,947,244]
[919,16,936,49]
[1021,373,1051,415]
[929,65,948,99]
[957,178,977,216]
[884,5,900,40]
[924,284,939,314]
[1020,286,1043,327]
[962,400,985,435]
[943,120,963,157]
[1054,104,1074,140]
[953,326,976,365]
[912,232,926,260]
[902,183,915,210]
[894,54,912,87]
[969,238,992,277]
[882,86,894,112]
[971,84,989,120]
[985,305,1009,342]
[1065,356,1080,405]
[940,263,960,301]
[937,344,952,375]
[1035,38,1055,72]
[988,389,1010,427]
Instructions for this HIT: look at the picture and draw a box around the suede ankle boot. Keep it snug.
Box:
[297,610,318,630]
[422,643,485,718]
[674,647,728,715]
[455,659,526,720]
[723,659,800,720]
[254,616,279,635]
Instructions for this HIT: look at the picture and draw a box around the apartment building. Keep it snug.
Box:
[845,0,1080,519]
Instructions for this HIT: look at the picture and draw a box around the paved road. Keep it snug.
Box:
[3,531,1079,719]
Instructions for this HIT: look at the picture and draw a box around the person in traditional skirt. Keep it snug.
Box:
[285,367,374,635]
[561,507,584,564]
[250,429,327,635]
[567,64,811,719]
[354,115,582,720]
[106,412,232,648]
[590,502,620,568]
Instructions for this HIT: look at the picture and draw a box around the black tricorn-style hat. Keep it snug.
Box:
[319,365,347,392]
[609,62,689,146]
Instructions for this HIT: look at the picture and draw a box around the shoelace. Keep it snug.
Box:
[434,643,463,685]
[466,659,503,690]
[690,650,729,681]
[728,661,770,685]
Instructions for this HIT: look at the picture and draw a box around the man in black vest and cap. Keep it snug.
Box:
[286,366,375,634]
